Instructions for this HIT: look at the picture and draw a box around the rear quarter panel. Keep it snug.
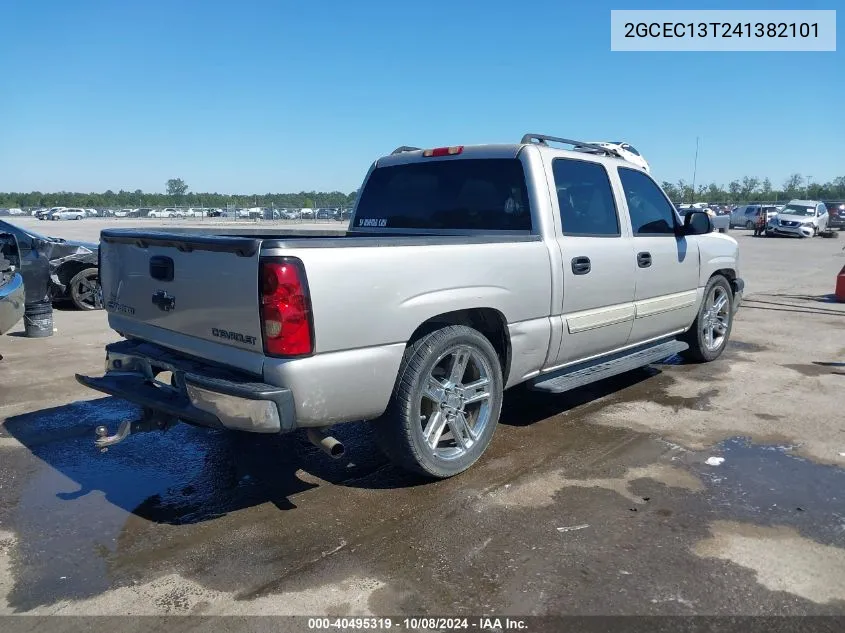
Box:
[277,240,553,352]
[263,239,554,425]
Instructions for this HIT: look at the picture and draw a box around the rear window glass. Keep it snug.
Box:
[354,158,532,230]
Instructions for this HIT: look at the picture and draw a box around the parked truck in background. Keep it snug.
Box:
[78,134,744,478]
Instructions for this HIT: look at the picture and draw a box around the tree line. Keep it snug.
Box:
[1,172,844,210]
[0,182,358,210]
[661,174,845,204]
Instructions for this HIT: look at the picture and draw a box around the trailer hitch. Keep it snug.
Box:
[94,409,179,452]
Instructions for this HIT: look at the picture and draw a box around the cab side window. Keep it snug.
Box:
[618,167,677,236]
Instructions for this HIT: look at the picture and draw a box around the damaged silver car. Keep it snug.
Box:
[0,220,102,310]
[0,257,25,338]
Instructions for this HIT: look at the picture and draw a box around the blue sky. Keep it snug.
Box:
[0,0,841,194]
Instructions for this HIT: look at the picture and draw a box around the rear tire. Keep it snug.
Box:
[681,275,734,363]
[373,325,503,478]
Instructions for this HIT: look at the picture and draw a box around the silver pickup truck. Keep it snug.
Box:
[78,134,744,478]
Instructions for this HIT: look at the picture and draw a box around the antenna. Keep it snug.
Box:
[691,137,700,204]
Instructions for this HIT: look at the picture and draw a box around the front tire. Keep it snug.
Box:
[681,275,734,363]
[373,325,504,478]
[745,220,754,230]
[69,268,103,310]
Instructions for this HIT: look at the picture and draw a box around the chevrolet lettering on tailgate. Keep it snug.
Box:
[211,328,257,346]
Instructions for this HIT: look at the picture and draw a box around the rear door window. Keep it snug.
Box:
[552,158,620,237]
[354,158,532,230]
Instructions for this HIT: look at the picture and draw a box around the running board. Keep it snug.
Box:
[529,339,688,394]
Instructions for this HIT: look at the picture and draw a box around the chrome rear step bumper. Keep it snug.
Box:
[76,340,297,434]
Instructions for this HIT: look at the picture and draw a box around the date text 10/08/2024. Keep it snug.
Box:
[308,617,529,631]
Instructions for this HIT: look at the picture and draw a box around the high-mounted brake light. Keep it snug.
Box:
[422,145,463,157]
[259,258,313,356]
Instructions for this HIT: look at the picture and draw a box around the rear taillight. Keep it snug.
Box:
[259,258,313,356]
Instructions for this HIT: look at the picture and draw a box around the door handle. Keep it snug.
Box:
[571,256,591,275]
[637,252,652,268]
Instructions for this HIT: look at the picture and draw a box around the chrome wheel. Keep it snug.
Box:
[701,285,730,351]
[419,345,493,460]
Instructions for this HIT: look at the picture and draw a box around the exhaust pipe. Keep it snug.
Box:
[306,427,345,459]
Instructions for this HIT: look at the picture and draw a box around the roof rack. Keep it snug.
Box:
[520,134,624,159]
[390,146,421,155]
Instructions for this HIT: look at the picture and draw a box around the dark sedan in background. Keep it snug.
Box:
[0,220,102,310]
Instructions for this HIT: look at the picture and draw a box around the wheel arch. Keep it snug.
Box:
[54,260,97,297]
[710,268,742,298]
[407,308,511,384]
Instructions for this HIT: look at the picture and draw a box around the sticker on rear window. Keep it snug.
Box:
[358,218,387,228]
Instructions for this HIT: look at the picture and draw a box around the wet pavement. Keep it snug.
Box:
[1,230,844,621]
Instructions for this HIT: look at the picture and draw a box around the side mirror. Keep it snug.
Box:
[684,211,712,235]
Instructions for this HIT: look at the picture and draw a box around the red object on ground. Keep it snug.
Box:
[836,265,845,302]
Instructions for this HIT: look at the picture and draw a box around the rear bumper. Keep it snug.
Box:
[76,340,296,433]
[0,272,25,334]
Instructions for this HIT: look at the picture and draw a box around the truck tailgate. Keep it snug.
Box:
[100,230,264,373]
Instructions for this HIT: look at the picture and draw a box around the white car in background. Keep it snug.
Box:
[186,208,207,217]
[148,207,184,218]
[767,200,829,238]
[7,208,23,216]
[49,207,86,220]
[578,141,651,173]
